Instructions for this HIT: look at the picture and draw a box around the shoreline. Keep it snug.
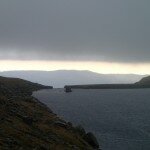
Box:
[32,89,100,149]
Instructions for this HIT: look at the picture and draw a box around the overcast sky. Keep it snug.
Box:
[0,0,150,63]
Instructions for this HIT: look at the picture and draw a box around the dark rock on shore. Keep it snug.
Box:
[74,125,100,149]
[84,132,100,149]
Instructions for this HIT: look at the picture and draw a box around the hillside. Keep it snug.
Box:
[0,76,99,150]
[0,70,145,88]
[135,76,150,85]
[0,76,52,96]
[65,76,150,89]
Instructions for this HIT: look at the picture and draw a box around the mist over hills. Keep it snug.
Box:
[0,70,146,88]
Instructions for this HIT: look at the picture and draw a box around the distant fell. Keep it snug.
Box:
[0,70,146,88]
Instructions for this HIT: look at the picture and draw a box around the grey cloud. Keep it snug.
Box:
[0,0,150,62]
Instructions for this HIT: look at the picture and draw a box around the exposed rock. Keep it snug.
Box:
[84,132,99,149]
[67,122,73,127]
[54,120,68,128]
[75,125,86,136]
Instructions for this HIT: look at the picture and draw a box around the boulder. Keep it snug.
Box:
[75,125,86,136]
[84,132,99,149]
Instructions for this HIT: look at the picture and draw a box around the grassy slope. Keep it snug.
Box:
[0,76,96,150]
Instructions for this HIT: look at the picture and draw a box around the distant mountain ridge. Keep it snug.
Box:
[0,70,146,88]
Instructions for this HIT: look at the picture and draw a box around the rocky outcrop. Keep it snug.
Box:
[84,132,100,149]
[74,125,100,149]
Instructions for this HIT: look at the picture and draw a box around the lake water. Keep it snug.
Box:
[33,89,150,150]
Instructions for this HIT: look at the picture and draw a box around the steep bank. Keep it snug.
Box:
[0,76,99,150]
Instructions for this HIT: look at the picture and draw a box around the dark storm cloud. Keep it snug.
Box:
[0,0,150,62]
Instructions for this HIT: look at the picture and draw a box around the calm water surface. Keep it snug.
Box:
[33,89,150,150]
